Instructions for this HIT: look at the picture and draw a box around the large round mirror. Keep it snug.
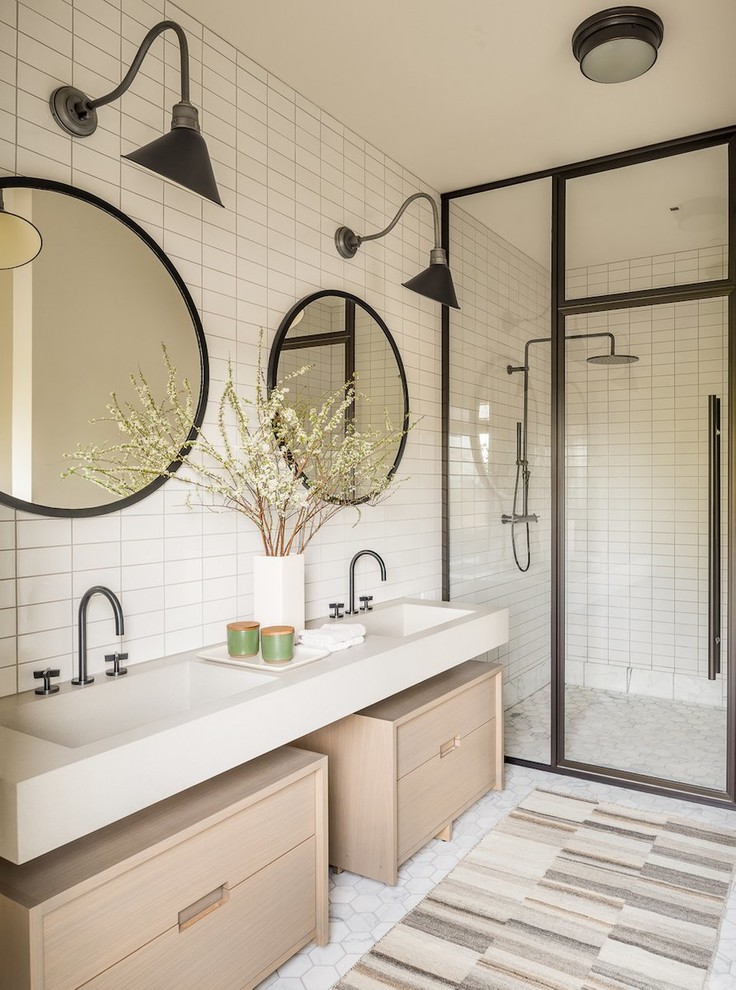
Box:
[269,291,409,504]
[0,178,208,517]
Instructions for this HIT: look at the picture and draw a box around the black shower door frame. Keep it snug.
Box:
[441,124,736,807]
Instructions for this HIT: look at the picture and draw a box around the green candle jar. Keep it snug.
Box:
[261,625,294,664]
[227,621,260,659]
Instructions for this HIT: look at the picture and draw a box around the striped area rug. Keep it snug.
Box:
[336,789,736,990]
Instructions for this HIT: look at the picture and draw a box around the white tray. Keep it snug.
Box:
[197,642,329,672]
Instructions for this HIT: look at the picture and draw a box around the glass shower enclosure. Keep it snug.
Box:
[445,130,734,803]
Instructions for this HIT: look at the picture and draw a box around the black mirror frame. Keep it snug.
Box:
[269,289,410,506]
[0,176,209,518]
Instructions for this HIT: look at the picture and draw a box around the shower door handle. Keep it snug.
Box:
[708,395,721,680]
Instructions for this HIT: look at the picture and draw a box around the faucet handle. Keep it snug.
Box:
[34,668,60,695]
[328,602,345,620]
[359,595,374,612]
[105,653,128,677]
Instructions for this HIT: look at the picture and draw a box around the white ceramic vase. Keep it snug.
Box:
[252,554,305,634]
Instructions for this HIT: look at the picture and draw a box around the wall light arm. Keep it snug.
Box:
[50,20,193,138]
[336,192,442,258]
[90,21,190,111]
[359,192,441,247]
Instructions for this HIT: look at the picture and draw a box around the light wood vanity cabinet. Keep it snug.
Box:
[297,660,503,885]
[0,747,327,990]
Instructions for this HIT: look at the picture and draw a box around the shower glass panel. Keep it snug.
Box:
[563,299,728,791]
[565,145,728,300]
[448,179,552,763]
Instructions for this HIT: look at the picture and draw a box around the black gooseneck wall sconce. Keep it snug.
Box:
[49,20,223,207]
[572,6,664,84]
[335,192,460,309]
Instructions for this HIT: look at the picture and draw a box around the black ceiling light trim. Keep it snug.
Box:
[572,6,664,84]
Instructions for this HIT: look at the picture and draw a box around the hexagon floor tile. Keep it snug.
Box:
[256,764,736,989]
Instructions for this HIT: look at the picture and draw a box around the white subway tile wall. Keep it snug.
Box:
[565,294,728,708]
[0,0,443,696]
[448,201,552,735]
[565,245,728,299]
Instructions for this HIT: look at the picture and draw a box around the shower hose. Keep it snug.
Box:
[511,460,531,573]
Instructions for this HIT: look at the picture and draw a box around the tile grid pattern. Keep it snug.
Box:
[447,201,552,720]
[506,682,727,789]
[0,0,443,696]
[565,295,729,706]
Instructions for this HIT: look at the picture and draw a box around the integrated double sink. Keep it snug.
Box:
[0,601,472,750]
[0,597,507,863]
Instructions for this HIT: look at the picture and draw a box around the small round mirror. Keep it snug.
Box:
[269,291,409,505]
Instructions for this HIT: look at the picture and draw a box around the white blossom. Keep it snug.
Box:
[64,339,412,556]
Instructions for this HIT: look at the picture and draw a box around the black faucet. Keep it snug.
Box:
[346,550,387,616]
[74,586,125,686]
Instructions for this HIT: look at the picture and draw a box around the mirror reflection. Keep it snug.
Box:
[269,292,409,503]
[566,144,728,298]
[0,181,206,515]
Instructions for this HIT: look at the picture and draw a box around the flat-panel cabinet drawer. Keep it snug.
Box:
[81,838,316,990]
[43,775,315,990]
[396,677,495,778]
[295,661,503,885]
[397,718,496,860]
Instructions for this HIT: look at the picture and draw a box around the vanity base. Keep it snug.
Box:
[297,659,503,885]
[0,747,327,990]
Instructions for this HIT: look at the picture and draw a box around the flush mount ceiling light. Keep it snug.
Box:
[49,21,222,206]
[0,190,42,269]
[335,193,460,309]
[572,6,664,83]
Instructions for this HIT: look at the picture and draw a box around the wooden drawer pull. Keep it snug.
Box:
[178,883,230,932]
[440,735,461,758]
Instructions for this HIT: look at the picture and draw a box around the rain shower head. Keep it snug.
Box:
[587,352,639,366]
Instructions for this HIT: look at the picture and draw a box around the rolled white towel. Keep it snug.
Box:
[299,633,365,654]
[298,622,366,646]
[323,635,364,654]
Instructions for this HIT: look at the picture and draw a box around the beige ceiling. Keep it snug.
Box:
[179,0,736,194]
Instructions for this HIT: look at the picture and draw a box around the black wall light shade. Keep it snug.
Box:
[335,192,460,309]
[123,106,222,207]
[402,250,459,309]
[572,6,664,83]
[49,21,223,207]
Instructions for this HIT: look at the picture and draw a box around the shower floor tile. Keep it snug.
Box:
[505,681,727,791]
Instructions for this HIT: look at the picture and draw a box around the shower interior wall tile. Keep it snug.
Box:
[450,215,729,716]
[1,0,443,692]
[448,204,552,713]
[566,272,728,707]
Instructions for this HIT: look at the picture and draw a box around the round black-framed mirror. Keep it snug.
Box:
[0,176,208,518]
[269,290,409,505]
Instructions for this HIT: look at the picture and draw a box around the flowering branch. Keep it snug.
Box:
[64,342,411,555]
